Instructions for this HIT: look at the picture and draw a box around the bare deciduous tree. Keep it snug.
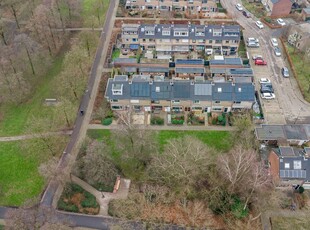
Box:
[112,110,157,181]
[148,136,214,193]
[5,204,73,230]
[74,140,118,187]
[218,145,272,210]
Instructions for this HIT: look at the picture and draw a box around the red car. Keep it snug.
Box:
[255,59,267,65]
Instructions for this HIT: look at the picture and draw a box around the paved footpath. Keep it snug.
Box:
[88,123,234,131]
[0,130,73,142]
[71,175,131,216]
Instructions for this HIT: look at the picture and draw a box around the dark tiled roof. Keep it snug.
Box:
[139,67,169,73]
[234,83,255,101]
[114,58,137,64]
[138,24,240,41]
[175,67,205,74]
[175,59,204,65]
[105,78,255,102]
[212,82,233,101]
[210,58,242,66]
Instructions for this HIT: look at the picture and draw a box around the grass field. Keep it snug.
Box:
[0,141,44,206]
[286,45,310,103]
[82,0,110,27]
[87,129,232,152]
[0,137,68,206]
[0,56,64,137]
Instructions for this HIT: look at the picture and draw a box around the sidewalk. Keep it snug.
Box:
[88,123,234,131]
[0,130,73,142]
[71,175,131,216]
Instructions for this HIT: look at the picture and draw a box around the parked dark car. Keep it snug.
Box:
[260,83,274,93]
[242,10,251,18]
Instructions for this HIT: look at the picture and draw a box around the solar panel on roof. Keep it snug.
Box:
[280,170,306,178]
[195,84,212,96]
[130,83,150,97]
[176,59,204,65]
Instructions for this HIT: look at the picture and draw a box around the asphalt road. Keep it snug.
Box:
[222,0,310,124]
[40,0,117,208]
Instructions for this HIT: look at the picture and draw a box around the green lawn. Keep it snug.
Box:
[82,0,110,27]
[0,137,68,206]
[112,48,120,60]
[286,45,310,102]
[0,56,64,136]
[0,142,44,206]
[87,129,231,152]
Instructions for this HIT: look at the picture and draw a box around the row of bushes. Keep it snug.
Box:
[57,183,99,215]
[151,116,164,125]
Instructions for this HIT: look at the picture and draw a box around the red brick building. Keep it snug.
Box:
[265,0,293,17]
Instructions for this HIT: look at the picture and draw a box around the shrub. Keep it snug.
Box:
[102,117,113,126]
[298,186,305,194]
[218,115,224,122]
[231,197,249,219]
[264,17,272,23]
[57,199,79,213]
[211,118,217,125]
[151,116,164,125]
[81,197,98,208]
[172,119,184,125]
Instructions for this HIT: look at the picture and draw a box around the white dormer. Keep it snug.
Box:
[112,84,123,95]
[218,87,222,92]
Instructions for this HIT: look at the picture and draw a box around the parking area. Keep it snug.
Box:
[247,32,310,124]
[249,47,286,124]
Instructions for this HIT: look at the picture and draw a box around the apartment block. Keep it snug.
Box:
[105,75,255,113]
[125,0,219,13]
[121,23,240,56]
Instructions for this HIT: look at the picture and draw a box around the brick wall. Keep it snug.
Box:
[268,151,280,181]
[271,0,293,17]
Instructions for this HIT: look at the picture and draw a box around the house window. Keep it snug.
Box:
[238,88,242,92]
[145,30,155,35]
[209,40,213,44]
[284,163,290,169]
[215,101,220,104]
[155,86,160,92]
[234,101,241,104]
[111,105,123,110]
[174,31,189,36]
[162,30,170,36]
[226,40,229,43]
[218,88,222,92]
[294,161,302,170]
[172,100,180,104]
[110,99,119,103]
[151,100,160,104]
[193,100,200,104]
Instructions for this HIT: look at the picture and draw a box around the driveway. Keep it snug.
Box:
[222,0,310,124]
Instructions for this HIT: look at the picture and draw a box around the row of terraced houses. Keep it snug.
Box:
[105,22,256,113]
[121,23,240,56]
[125,0,220,13]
